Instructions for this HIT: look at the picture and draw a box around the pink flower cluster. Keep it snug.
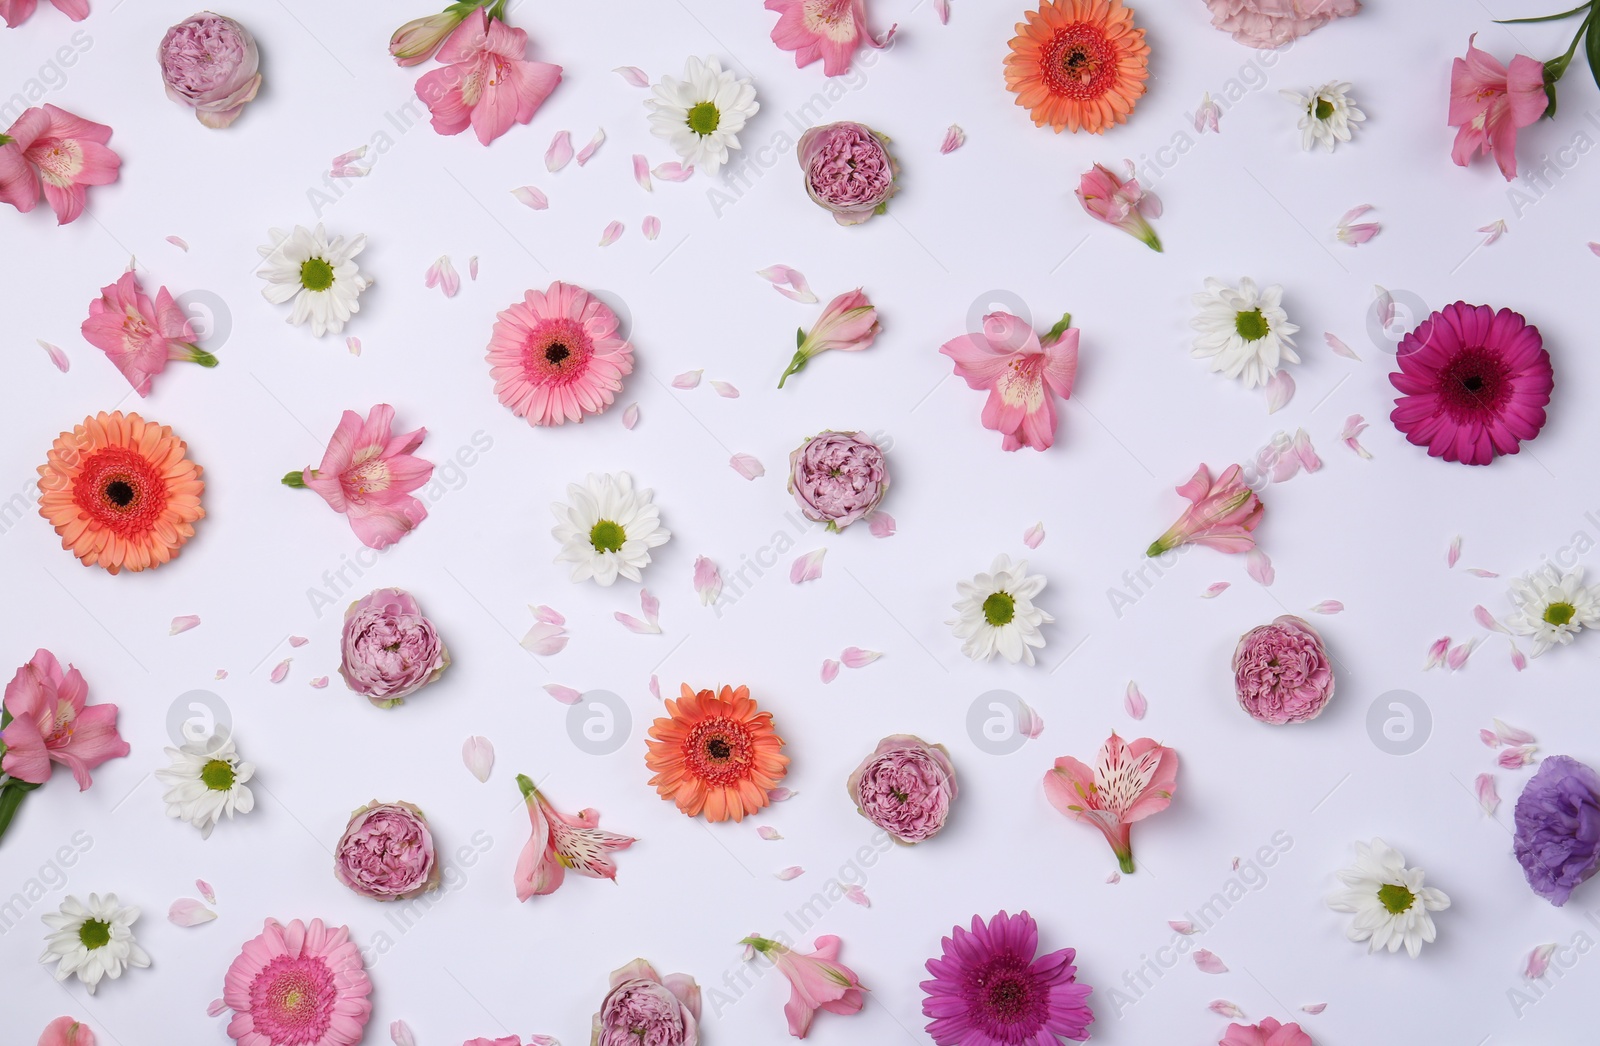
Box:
[338,588,451,708]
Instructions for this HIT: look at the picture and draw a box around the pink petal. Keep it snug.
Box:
[1590,241,1600,257]
[168,898,216,926]
[462,736,494,782]
[521,622,569,656]
[1169,920,1196,934]
[391,1020,417,1046]
[841,647,881,668]
[710,380,740,398]
[1375,285,1395,328]
[1309,600,1343,614]
[1301,1003,1327,1015]
[615,611,662,635]
[632,153,652,191]
[576,128,606,166]
[511,185,549,210]
[1124,681,1148,720]
[1424,636,1451,670]
[1014,698,1045,739]
[672,369,703,389]
[1194,949,1228,974]
[215,669,228,679]
[533,604,566,626]
[208,999,228,1018]
[1447,640,1476,671]
[648,675,661,700]
[757,825,783,840]
[1478,219,1508,246]
[867,511,897,538]
[694,556,723,605]
[196,879,216,904]
[331,146,366,168]
[640,588,661,627]
[170,614,201,635]
[1201,582,1231,598]
[1023,522,1045,549]
[346,336,362,356]
[469,256,479,280]
[38,339,69,372]
[543,683,583,705]
[614,66,650,87]
[166,235,189,251]
[1264,370,1295,414]
[1499,745,1538,768]
[934,0,951,23]
[545,130,573,171]
[1476,773,1500,815]
[1526,943,1557,979]
[790,548,826,584]
[754,265,818,304]
[652,161,695,182]
[1447,535,1463,568]
[1324,332,1361,361]
[1246,549,1275,586]
[809,657,832,682]
[1480,728,1500,748]
[1339,204,1374,225]
[642,215,660,240]
[1474,604,1508,633]
[940,123,966,153]
[269,658,291,683]
[599,220,624,247]
[844,884,871,907]
[622,402,641,429]
[1209,1001,1245,1019]
[309,676,328,688]
[730,453,765,480]
[1467,568,1500,578]
[775,866,805,881]
[1495,719,1536,746]
[1106,871,1122,884]
[769,787,797,802]
[288,635,308,647]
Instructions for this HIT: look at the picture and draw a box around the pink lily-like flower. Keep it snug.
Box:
[4,104,120,224]
[80,271,218,396]
[1043,732,1178,874]
[0,131,39,212]
[415,7,562,146]
[940,311,1079,452]
[1449,35,1547,181]
[1,0,87,28]
[36,1017,96,1046]
[514,774,635,900]
[291,404,434,550]
[764,0,894,77]
[1076,162,1162,252]
[742,934,866,1039]
[778,288,880,387]
[1,649,130,790]
[1146,463,1264,557]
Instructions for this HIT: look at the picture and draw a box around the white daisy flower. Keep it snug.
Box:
[154,736,256,839]
[948,554,1054,666]
[1282,81,1365,152]
[40,893,151,994]
[551,472,671,586]
[1327,838,1450,958]
[1190,277,1300,389]
[1506,567,1600,656]
[255,224,372,337]
[645,56,759,175]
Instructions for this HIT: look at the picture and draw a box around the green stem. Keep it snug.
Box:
[1117,851,1136,875]
[777,349,809,388]
[1496,0,1592,23]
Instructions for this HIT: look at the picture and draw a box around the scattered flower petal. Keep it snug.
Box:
[288,635,308,647]
[769,787,797,802]
[1195,91,1222,133]
[1309,600,1343,614]
[38,339,69,372]
[867,511,897,538]
[1447,640,1476,671]
[615,612,661,634]
[757,825,783,840]
[1424,636,1451,670]
[215,669,228,679]
[1201,582,1231,598]
[775,866,805,881]
[1339,414,1373,458]
[1526,942,1557,979]
[1209,1001,1245,1019]
[1447,535,1463,568]
[1194,949,1228,974]
[599,220,624,246]
[543,683,583,705]
[622,402,641,429]
[346,336,361,356]
[844,884,870,906]
[424,255,460,298]
[1474,604,1508,634]
[309,676,328,688]
[533,605,566,626]
[731,453,765,480]
[1375,285,1395,328]
[1246,549,1275,586]
[614,66,649,87]
[1169,920,1196,935]
[1476,773,1500,815]
[652,161,694,182]
[511,185,549,210]
[672,369,702,389]
[694,556,723,605]
[1124,681,1148,720]
[1495,719,1536,746]
[841,647,881,669]
[269,658,290,683]
[642,215,660,240]
[1015,698,1045,739]
[755,265,818,304]
[462,736,494,782]
[934,0,951,23]
[196,879,216,904]
[576,128,606,166]
[1106,871,1121,884]
[1499,744,1538,769]
[616,588,663,634]
[170,614,201,635]
[940,124,966,153]
[1324,332,1361,361]
[166,235,189,251]
[469,256,478,280]
[790,548,826,584]
[391,1020,417,1046]
[1467,568,1499,578]
[168,898,216,926]
[521,621,569,656]
[710,380,740,398]
[648,675,661,700]
[545,130,573,171]
[632,153,652,191]
[1479,219,1508,246]
[1301,1003,1327,1015]
[1023,522,1045,549]
[1264,370,1295,413]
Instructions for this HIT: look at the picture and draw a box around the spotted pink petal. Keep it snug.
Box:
[790,548,826,584]
[269,658,291,683]
[1246,549,1274,586]
[731,453,765,480]
[710,380,740,398]
[1476,773,1500,815]
[652,161,695,182]
[521,621,569,656]
[196,879,216,904]
[544,683,583,705]
[1201,582,1230,598]
[1526,943,1557,979]
[1209,1001,1245,1019]
[1123,681,1148,720]
[940,123,966,153]
[1499,745,1537,768]
[1264,370,1295,414]
[622,402,641,429]
[168,898,216,926]
[755,265,818,304]
[1447,640,1475,671]
[845,884,870,906]
[1309,600,1343,614]
[391,1020,417,1046]
[630,153,652,191]
[1015,698,1045,739]
[511,185,549,210]
[642,215,660,240]
[672,369,703,389]
[208,999,228,1018]
[1467,568,1499,578]
[576,128,606,166]
[1324,332,1361,361]
[1447,535,1463,568]
[775,866,805,881]
[38,339,69,372]
[841,647,881,669]
[545,130,573,171]
[769,787,797,802]
[170,614,201,635]
[346,336,361,355]
[1301,1003,1327,1015]
[599,221,624,246]
[309,676,329,688]
[462,736,494,782]
[867,511,897,537]
[1424,636,1451,670]
[614,65,650,86]
[693,556,723,605]
[469,256,479,280]
[1169,920,1196,934]
[1194,949,1228,974]
[1023,522,1045,549]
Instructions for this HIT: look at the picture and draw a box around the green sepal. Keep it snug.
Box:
[1042,312,1073,345]
[281,470,308,488]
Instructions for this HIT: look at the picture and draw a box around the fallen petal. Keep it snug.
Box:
[867,511,897,537]
[757,825,783,840]
[790,548,826,584]
[755,264,818,304]
[1124,681,1148,720]
[694,556,723,605]
[269,658,291,683]
[1447,640,1475,671]
[215,669,228,679]
[775,866,805,881]
[934,0,951,23]
[1201,582,1230,599]
[1494,718,1536,746]
[769,787,797,802]
[170,614,201,635]
[649,675,661,700]
[1106,871,1122,884]
[1194,949,1228,974]
[38,339,69,372]
[533,605,566,626]
[622,402,641,429]
[1474,604,1508,633]
[1309,600,1343,614]
[1527,942,1557,979]
[730,453,765,480]
[1375,285,1395,328]
[1499,745,1538,768]
[614,65,650,87]
[545,130,573,171]
[652,161,695,182]
[1300,1003,1327,1015]
[841,647,881,669]
[1292,428,1322,472]
[511,185,549,210]
[469,256,478,280]
[166,234,190,251]
[1447,535,1463,568]
[346,336,361,356]
[1169,920,1196,935]
[1264,370,1295,414]
[1467,568,1500,578]
[196,879,216,904]
[1476,773,1500,815]
[391,1020,417,1046]
[309,676,329,688]
[543,683,583,705]
[640,588,661,627]
[289,635,308,647]
[642,215,661,240]
[576,128,606,166]
[844,884,871,906]
[1324,332,1361,361]
[1478,219,1508,246]
[599,220,624,247]
[1209,1001,1245,1019]
[1023,522,1045,549]
[632,153,652,191]
[521,621,569,656]
[1246,549,1275,586]
[940,123,966,153]
[671,369,703,389]
[168,898,216,926]
[1424,636,1450,670]
[615,612,662,635]
[1014,698,1045,739]
[462,736,494,782]
[1481,729,1500,747]
[710,380,740,398]
[1339,204,1374,224]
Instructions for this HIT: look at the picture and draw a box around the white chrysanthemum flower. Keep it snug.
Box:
[1190,277,1300,389]
[40,893,151,994]
[1506,567,1600,655]
[1282,81,1365,152]
[1327,838,1450,958]
[948,554,1054,666]
[551,472,671,586]
[154,736,256,838]
[256,224,372,336]
[645,56,759,175]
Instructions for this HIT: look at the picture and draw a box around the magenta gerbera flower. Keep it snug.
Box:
[221,918,372,1046]
[1388,301,1553,466]
[486,281,635,427]
[921,910,1093,1044]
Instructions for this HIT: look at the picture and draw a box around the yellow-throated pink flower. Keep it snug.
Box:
[4,104,119,225]
[1,649,129,790]
[0,0,87,29]
[764,0,893,77]
[940,311,1078,452]
[1044,732,1178,873]
[1076,161,1161,251]
[741,934,866,1039]
[1449,35,1546,181]
[415,7,561,146]
[80,271,217,396]
[487,281,634,426]
[287,404,434,550]
[514,774,635,900]
[1145,463,1263,557]
[778,289,879,387]
[390,6,471,66]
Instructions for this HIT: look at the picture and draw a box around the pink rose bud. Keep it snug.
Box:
[158,13,263,129]
[796,121,900,226]
[338,588,451,709]
[333,800,440,901]
[1233,615,1336,725]
[846,734,958,843]
[788,430,890,532]
[778,288,880,388]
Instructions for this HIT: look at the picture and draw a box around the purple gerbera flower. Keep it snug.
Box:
[920,910,1093,1045]
[1514,755,1600,906]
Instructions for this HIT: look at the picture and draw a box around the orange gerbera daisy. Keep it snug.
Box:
[1004,0,1150,134]
[645,684,788,822]
[38,411,205,574]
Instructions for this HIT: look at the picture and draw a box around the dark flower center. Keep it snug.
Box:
[1435,346,1512,419]
[968,954,1044,1031]
[1314,97,1335,120]
[707,738,731,760]
[1042,25,1117,101]
[545,342,570,365]
[105,480,135,507]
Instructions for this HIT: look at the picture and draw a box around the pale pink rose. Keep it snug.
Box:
[788,431,889,531]
[4,104,120,225]
[847,734,957,843]
[1205,0,1360,48]
[80,271,215,396]
[158,13,263,129]
[593,959,701,1046]
[0,649,129,789]
[742,934,866,1038]
[333,800,439,901]
[797,121,899,226]
[1232,615,1335,725]
[1449,35,1547,181]
[415,8,562,146]
[338,587,450,708]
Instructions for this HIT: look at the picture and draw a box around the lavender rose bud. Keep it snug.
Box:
[158,13,263,129]
[797,121,900,227]
[334,800,440,901]
[592,958,701,1046]
[847,734,957,843]
[338,587,450,709]
[1514,755,1600,906]
[1231,614,1334,725]
[788,430,889,531]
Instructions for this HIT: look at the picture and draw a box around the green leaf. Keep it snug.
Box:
[0,779,41,842]
[1042,312,1074,345]
[1496,0,1592,23]
[1587,13,1600,92]
[280,469,308,488]
[796,326,806,348]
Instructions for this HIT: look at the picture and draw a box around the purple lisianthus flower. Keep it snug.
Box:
[158,13,263,129]
[797,121,899,226]
[847,734,957,843]
[339,587,450,709]
[1514,755,1600,906]
[788,430,889,531]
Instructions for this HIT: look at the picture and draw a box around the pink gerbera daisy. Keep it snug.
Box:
[1389,301,1553,466]
[921,910,1094,1044]
[221,918,372,1046]
[486,281,634,426]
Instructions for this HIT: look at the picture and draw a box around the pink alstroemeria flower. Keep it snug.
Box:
[778,288,880,387]
[1449,35,1547,181]
[742,934,866,1039]
[764,0,894,77]
[1220,1016,1314,1046]
[1076,161,1162,252]
[415,7,562,146]
[0,649,129,790]
[1,0,87,28]
[1146,463,1264,557]
[1043,732,1178,874]
[295,404,434,550]
[4,105,119,225]
[514,773,635,901]
[36,1016,96,1046]
[940,311,1079,452]
[0,131,40,212]
[80,271,217,396]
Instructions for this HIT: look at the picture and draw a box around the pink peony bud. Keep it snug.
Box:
[1232,615,1335,725]
[788,431,890,531]
[846,734,958,843]
[338,588,451,709]
[158,13,263,129]
[334,800,440,901]
[1076,161,1162,252]
[796,121,900,226]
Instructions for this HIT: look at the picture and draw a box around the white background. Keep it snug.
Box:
[2,1,1598,1043]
